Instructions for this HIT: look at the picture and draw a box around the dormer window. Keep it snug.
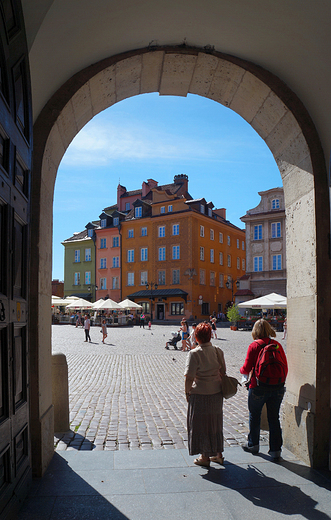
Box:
[113,217,119,226]
[135,206,142,218]
[88,229,93,237]
[200,204,205,214]
[100,218,107,228]
[272,199,280,209]
[208,208,212,217]
[125,202,130,211]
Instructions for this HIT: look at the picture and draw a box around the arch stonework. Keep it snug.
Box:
[30,47,330,475]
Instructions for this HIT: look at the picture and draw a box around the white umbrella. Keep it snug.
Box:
[65,298,94,309]
[92,299,106,309]
[238,292,287,309]
[98,298,122,310]
[118,299,143,310]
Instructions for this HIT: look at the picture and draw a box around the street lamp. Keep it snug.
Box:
[145,281,158,321]
[88,284,98,302]
[225,277,240,302]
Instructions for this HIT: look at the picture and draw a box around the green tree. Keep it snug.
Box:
[226,304,241,326]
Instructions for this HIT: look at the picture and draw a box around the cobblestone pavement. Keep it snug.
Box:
[52,323,286,452]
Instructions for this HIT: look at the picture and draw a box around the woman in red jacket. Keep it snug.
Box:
[240,319,288,461]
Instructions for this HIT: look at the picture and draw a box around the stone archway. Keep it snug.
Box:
[30,46,331,475]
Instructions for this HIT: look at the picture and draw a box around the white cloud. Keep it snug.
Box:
[60,119,247,167]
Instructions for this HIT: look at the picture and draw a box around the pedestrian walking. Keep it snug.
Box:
[140,314,145,328]
[180,318,189,351]
[84,314,91,342]
[240,318,288,460]
[101,319,107,343]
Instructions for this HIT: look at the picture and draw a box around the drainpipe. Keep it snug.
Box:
[118,224,122,301]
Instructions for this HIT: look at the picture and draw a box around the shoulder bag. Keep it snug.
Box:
[215,346,241,399]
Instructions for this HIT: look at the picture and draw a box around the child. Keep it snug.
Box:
[148,320,151,330]
[188,322,197,349]
[101,319,107,343]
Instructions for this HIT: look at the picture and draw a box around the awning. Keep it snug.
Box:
[127,288,188,302]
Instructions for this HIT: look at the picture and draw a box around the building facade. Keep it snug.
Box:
[240,187,286,300]
[62,230,97,300]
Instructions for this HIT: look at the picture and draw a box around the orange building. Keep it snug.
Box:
[121,175,246,321]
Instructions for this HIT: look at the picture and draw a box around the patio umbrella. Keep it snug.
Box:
[65,298,94,309]
[238,292,287,309]
[98,298,122,310]
[92,299,106,309]
[118,299,143,310]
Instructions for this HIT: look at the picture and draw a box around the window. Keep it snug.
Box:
[272,198,280,209]
[219,273,224,288]
[141,247,148,261]
[201,302,209,315]
[100,238,106,249]
[160,206,165,214]
[168,205,173,212]
[254,225,262,240]
[158,247,166,261]
[237,257,240,269]
[74,272,80,285]
[88,229,93,237]
[100,218,107,228]
[172,269,180,284]
[271,222,281,238]
[100,258,106,269]
[112,277,119,289]
[237,239,240,249]
[254,256,263,272]
[200,246,204,261]
[127,249,134,262]
[210,229,214,240]
[128,272,134,286]
[158,270,166,285]
[141,271,148,285]
[200,225,204,237]
[272,254,282,270]
[242,240,245,250]
[140,302,150,314]
[200,204,205,214]
[112,256,119,268]
[219,252,223,265]
[171,302,184,315]
[208,208,212,217]
[125,202,130,211]
[112,236,119,247]
[100,277,107,289]
[210,271,215,286]
[172,224,179,235]
[242,258,245,270]
[113,217,119,226]
[227,235,231,246]
[158,226,165,237]
[200,269,206,284]
[210,249,214,263]
[74,250,80,262]
[227,255,231,267]
[85,271,91,285]
[85,248,91,261]
[172,245,180,260]
[128,229,134,238]
[141,226,147,236]
[219,232,223,243]
[135,207,142,218]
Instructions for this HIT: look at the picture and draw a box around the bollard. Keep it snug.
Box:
[52,353,70,432]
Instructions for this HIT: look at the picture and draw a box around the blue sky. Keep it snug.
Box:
[52,93,282,280]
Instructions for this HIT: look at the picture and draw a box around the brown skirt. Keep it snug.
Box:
[187,392,223,457]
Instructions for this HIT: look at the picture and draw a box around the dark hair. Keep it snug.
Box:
[192,322,197,327]
[195,322,212,344]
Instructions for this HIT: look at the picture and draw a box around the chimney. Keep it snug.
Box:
[173,174,188,193]
[214,208,226,220]
[142,179,158,197]
[117,184,126,211]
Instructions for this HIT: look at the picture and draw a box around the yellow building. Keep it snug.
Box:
[121,175,245,321]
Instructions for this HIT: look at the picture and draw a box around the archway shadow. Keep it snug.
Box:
[18,453,129,520]
[54,431,96,450]
[201,459,331,519]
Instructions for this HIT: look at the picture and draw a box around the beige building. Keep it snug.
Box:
[240,188,286,299]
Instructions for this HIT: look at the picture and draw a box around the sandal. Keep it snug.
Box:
[194,457,210,467]
[210,456,224,465]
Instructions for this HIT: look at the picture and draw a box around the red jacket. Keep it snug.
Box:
[240,337,288,388]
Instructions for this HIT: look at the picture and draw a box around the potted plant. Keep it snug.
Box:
[226,304,241,330]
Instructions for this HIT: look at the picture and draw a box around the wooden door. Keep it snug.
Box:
[0,0,32,516]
